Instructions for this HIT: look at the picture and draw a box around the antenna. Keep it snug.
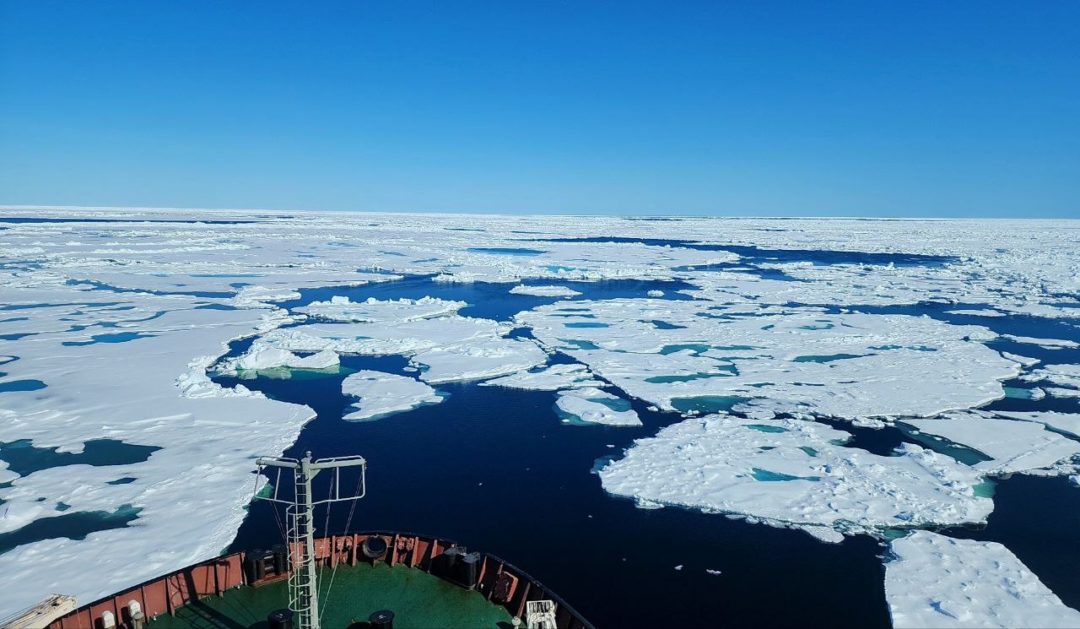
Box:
[254,451,367,629]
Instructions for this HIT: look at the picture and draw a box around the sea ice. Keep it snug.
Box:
[508,285,582,297]
[221,340,339,372]
[599,414,992,536]
[904,415,1080,475]
[341,370,444,420]
[886,531,1080,628]
[298,295,466,322]
[555,387,642,426]
[480,363,601,390]
[518,300,1017,419]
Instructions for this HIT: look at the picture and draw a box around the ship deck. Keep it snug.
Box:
[145,562,513,629]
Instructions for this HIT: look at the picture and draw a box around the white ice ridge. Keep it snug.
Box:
[517,300,1017,419]
[599,414,992,537]
[298,295,466,322]
[480,363,602,390]
[555,387,642,426]
[509,285,582,297]
[341,370,444,421]
[220,340,339,372]
[904,414,1080,475]
[886,531,1080,629]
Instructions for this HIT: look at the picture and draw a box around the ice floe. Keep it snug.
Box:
[904,415,1080,475]
[341,370,445,420]
[220,340,339,372]
[518,300,1017,419]
[886,531,1080,628]
[480,363,601,390]
[555,387,642,426]
[599,414,992,536]
[298,295,466,322]
[509,285,582,297]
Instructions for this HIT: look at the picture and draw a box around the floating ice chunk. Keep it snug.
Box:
[1019,363,1080,390]
[705,568,722,576]
[412,337,548,384]
[232,285,301,308]
[341,370,444,421]
[221,340,339,372]
[0,461,17,484]
[647,290,664,297]
[1003,335,1080,349]
[298,295,466,323]
[1046,387,1080,398]
[801,525,846,544]
[480,363,601,390]
[508,285,582,297]
[994,411,1080,439]
[599,415,991,536]
[886,531,1080,629]
[1002,352,1040,367]
[904,416,1080,475]
[555,387,642,426]
[946,308,1007,317]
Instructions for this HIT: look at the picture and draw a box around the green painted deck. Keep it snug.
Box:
[146,563,514,628]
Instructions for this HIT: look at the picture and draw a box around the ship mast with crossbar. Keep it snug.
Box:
[254,451,367,629]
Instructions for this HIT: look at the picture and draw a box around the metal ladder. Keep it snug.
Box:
[286,501,315,629]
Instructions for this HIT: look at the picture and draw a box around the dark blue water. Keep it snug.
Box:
[279,275,696,322]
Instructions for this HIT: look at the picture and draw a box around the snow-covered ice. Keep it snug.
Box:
[904,415,1080,475]
[886,531,1080,628]
[509,285,582,297]
[599,414,992,536]
[341,370,445,420]
[555,387,642,426]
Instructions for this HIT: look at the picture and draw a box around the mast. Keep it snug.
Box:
[255,451,367,629]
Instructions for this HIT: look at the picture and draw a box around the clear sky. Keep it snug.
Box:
[1,1,1077,217]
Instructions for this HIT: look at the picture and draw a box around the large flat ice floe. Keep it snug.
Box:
[599,414,992,537]
[886,531,1080,628]
[341,370,444,420]
[518,300,1017,420]
[904,414,1080,475]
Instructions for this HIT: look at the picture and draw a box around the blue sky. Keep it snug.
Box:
[1,1,1077,217]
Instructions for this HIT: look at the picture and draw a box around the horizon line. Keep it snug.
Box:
[0,204,1077,221]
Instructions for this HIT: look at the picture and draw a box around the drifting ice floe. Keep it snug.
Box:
[555,387,642,426]
[599,414,992,536]
[904,415,1080,475]
[480,363,601,390]
[518,300,1017,418]
[509,284,582,297]
[341,370,444,421]
[886,531,1080,628]
[298,295,466,322]
[221,340,339,372]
